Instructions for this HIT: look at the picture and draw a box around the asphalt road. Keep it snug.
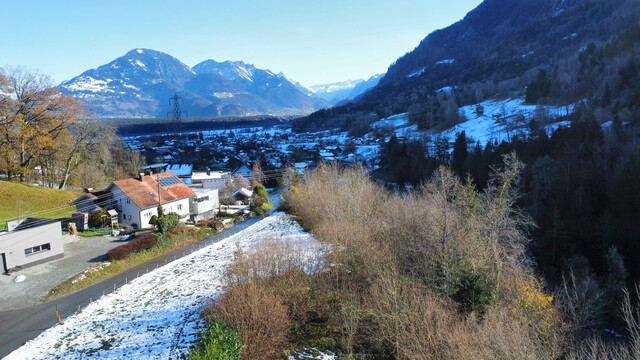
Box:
[0,192,280,359]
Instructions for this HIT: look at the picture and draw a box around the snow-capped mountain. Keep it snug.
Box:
[59,49,330,118]
[192,60,329,113]
[309,74,383,105]
[60,49,196,118]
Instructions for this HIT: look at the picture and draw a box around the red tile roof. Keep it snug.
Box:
[111,172,195,209]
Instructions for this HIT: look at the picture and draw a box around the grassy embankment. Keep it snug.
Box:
[0,180,80,230]
[45,225,215,300]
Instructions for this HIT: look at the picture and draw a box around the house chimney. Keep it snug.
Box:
[139,173,145,182]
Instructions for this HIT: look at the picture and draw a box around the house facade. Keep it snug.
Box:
[231,187,253,205]
[231,164,253,179]
[0,218,64,273]
[192,170,229,191]
[190,188,219,222]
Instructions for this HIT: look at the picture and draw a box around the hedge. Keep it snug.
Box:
[106,234,159,261]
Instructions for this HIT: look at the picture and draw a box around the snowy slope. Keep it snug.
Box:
[447,98,574,144]
[192,59,330,114]
[6,213,321,360]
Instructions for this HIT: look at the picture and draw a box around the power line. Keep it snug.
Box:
[0,169,294,228]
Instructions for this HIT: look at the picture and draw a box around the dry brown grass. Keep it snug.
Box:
[208,281,289,360]
[211,161,569,358]
[205,237,330,359]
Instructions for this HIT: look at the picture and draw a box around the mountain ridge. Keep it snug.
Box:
[59,49,330,118]
[295,0,640,132]
[308,74,383,105]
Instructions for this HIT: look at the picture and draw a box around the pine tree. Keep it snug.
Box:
[452,131,468,176]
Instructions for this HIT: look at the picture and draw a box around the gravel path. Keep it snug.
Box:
[0,234,125,311]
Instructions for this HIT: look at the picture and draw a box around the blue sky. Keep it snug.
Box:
[0,0,482,87]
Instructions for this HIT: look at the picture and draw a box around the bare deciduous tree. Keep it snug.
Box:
[251,160,264,186]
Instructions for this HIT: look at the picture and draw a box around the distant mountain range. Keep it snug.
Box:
[308,74,383,105]
[59,49,332,118]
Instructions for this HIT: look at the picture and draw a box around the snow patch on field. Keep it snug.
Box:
[436,59,455,65]
[213,92,234,99]
[448,98,575,145]
[6,213,319,360]
[407,67,426,78]
[372,113,409,129]
[290,349,336,360]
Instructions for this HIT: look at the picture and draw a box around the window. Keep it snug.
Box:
[128,214,132,220]
[126,198,131,204]
[24,243,51,256]
[177,204,182,211]
[144,212,152,219]
[195,196,209,203]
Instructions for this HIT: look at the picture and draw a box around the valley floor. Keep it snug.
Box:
[5,212,318,360]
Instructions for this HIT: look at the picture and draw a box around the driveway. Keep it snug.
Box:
[0,234,125,311]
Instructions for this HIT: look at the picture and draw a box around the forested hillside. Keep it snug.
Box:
[294,0,640,133]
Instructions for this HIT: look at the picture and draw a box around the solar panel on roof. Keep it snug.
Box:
[158,176,181,187]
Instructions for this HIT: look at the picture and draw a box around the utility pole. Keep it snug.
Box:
[157,175,162,208]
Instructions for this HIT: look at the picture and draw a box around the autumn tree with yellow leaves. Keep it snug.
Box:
[0,68,82,183]
[0,68,140,189]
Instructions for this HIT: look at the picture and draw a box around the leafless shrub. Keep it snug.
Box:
[207,237,329,359]
[207,281,289,360]
[559,269,605,337]
[566,336,631,360]
[621,285,640,359]
[463,302,562,360]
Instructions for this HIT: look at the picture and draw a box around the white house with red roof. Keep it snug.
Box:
[73,172,214,229]
[109,172,194,229]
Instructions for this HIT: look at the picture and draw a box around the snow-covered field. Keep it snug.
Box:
[451,98,575,144]
[6,213,320,360]
[371,113,409,129]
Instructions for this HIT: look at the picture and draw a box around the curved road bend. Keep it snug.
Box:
[0,192,282,359]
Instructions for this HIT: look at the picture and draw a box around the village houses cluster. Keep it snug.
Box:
[0,164,256,274]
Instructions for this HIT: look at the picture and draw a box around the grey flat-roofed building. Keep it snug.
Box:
[0,218,64,273]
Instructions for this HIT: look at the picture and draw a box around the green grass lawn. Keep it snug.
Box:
[0,180,81,230]
[64,228,116,237]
